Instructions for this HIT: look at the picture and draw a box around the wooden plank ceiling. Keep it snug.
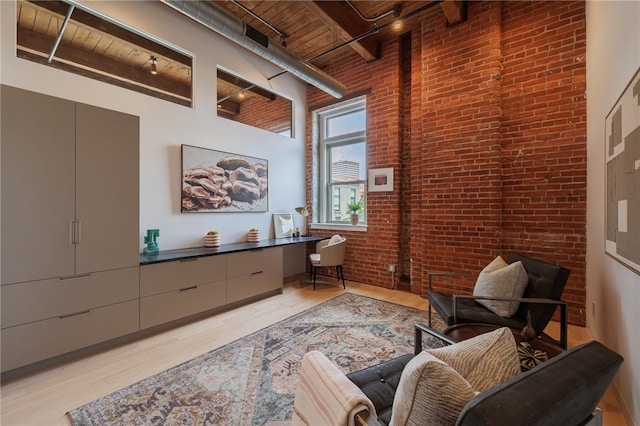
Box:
[211,0,464,68]
[15,1,465,104]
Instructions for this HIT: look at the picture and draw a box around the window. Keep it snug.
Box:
[313,96,367,225]
[16,0,193,106]
[217,67,293,137]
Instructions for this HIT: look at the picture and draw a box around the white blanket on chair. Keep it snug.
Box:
[292,351,376,426]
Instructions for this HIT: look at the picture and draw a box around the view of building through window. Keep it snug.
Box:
[315,96,367,224]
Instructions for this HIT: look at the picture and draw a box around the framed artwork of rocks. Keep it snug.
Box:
[181,144,268,212]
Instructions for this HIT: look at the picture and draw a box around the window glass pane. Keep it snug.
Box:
[326,109,366,138]
[333,187,340,211]
[328,182,366,223]
[329,142,366,181]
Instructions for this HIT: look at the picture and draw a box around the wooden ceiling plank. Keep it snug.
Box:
[302,1,379,62]
[17,2,38,30]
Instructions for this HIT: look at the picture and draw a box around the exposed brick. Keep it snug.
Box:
[306,1,586,326]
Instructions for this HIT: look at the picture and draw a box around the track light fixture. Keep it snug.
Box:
[150,56,158,75]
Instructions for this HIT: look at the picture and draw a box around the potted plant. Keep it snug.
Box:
[248,227,260,242]
[205,230,220,247]
[347,202,362,225]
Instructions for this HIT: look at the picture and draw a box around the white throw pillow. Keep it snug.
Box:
[389,352,475,426]
[472,256,529,317]
[425,327,521,392]
[327,234,344,245]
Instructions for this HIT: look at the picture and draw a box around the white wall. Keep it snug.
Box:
[586,1,640,424]
[0,0,308,258]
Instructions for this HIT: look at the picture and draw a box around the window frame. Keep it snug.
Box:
[16,0,193,107]
[312,96,367,228]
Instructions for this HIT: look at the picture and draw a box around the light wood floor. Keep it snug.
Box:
[0,276,629,426]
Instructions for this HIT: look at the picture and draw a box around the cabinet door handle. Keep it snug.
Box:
[59,273,91,280]
[179,258,198,263]
[251,271,264,276]
[179,285,198,292]
[250,249,263,253]
[69,220,75,245]
[59,310,90,319]
[70,220,81,245]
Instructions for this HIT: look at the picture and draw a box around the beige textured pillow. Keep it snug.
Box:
[473,256,529,317]
[425,327,521,392]
[389,352,475,426]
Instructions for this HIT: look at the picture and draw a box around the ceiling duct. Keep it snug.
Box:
[159,0,346,99]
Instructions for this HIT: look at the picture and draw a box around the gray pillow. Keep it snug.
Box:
[389,328,521,426]
[389,352,475,426]
[473,256,529,317]
[425,327,521,392]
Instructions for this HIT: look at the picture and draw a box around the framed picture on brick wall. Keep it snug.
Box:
[604,66,640,274]
[368,167,394,192]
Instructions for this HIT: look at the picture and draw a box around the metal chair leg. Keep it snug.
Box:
[312,266,317,290]
[337,265,345,288]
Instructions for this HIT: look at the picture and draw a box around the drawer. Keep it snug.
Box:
[140,280,226,329]
[1,299,139,372]
[1,266,139,328]
[227,249,267,278]
[140,255,226,297]
[227,269,281,304]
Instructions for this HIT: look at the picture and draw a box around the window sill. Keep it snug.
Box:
[310,223,367,232]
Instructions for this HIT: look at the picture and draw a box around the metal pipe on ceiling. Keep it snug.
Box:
[47,4,75,63]
[230,0,287,46]
[159,0,346,99]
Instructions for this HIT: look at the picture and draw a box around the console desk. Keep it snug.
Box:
[2,236,323,379]
[139,236,324,330]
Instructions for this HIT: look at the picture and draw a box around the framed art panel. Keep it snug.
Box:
[181,144,268,212]
[368,167,394,192]
[604,66,640,274]
[273,213,294,238]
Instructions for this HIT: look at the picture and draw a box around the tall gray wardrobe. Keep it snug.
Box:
[1,85,140,374]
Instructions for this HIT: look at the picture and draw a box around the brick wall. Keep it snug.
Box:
[233,94,292,134]
[500,1,587,325]
[306,38,404,290]
[306,1,586,326]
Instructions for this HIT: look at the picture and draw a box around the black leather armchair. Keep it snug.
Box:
[346,328,622,426]
[428,253,571,348]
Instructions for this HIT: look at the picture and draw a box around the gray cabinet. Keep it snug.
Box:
[1,85,140,373]
[227,247,283,303]
[140,256,227,329]
[1,85,139,284]
[1,86,76,283]
[139,247,284,330]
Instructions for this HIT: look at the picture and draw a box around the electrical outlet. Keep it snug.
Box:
[592,300,596,317]
[388,264,396,273]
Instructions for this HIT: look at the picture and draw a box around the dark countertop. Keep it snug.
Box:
[140,235,325,265]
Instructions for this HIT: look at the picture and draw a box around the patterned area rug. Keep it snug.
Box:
[67,292,445,425]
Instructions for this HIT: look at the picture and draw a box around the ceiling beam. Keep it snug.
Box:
[302,1,379,63]
[217,98,240,116]
[440,0,466,26]
[217,69,276,101]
